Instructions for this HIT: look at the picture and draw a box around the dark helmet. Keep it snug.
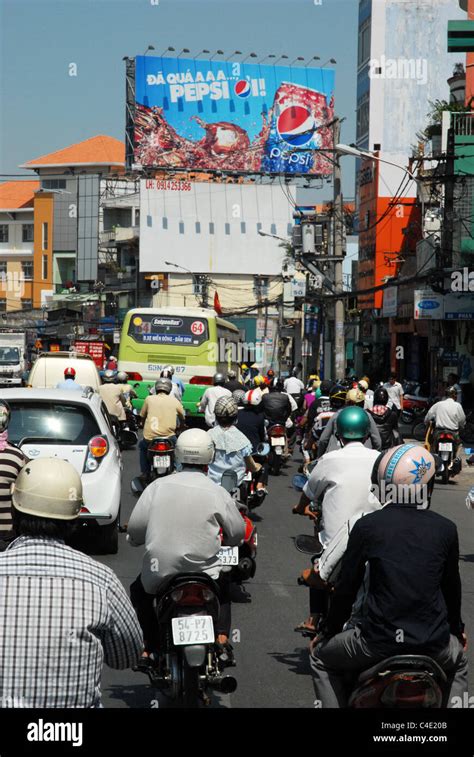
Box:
[154,378,172,394]
[267,369,275,379]
[160,369,173,380]
[319,380,333,396]
[271,377,284,392]
[446,386,457,398]
[214,396,239,424]
[213,372,226,386]
[329,384,347,409]
[336,406,370,442]
[373,387,389,406]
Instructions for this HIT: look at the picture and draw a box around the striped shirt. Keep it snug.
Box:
[0,444,27,535]
[0,537,143,708]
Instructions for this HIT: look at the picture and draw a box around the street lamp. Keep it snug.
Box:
[165,261,208,307]
[335,143,425,224]
[258,230,288,243]
[305,56,321,67]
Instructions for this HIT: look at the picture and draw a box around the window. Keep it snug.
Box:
[358,18,371,68]
[254,276,270,297]
[41,179,66,190]
[21,260,33,280]
[356,92,370,140]
[0,225,9,243]
[22,224,34,243]
[0,299,6,311]
[42,254,48,280]
[21,299,32,310]
[7,402,101,446]
[0,262,7,276]
[42,222,48,250]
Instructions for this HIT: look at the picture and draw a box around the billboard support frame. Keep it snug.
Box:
[125,58,136,170]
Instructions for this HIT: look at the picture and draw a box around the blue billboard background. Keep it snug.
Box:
[133,56,335,175]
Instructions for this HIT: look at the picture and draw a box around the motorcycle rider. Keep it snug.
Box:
[55,366,84,391]
[284,368,305,410]
[253,374,269,394]
[128,429,245,665]
[368,386,401,450]
[358,378,374,410]
[0,401,28,551]
[207,396,263,490]
[224,369,245,394]
[262,377,295,426]
[139,377,185,481]
[447,372,463,404]
[424,385,466,459]
[383,372,404,418]
[316,388,382,458]
[99,369,137,426]
[1,458,143,707]
[161,365,185,400]
[235,389,268,498]
[310,445,468,708]
[293,406,381,635]
[198,372,231,427]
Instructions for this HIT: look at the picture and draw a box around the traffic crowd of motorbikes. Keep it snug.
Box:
[0,362,471,709]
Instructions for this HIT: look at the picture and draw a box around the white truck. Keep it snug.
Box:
[0,331,28,387]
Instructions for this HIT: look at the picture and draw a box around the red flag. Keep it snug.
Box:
[214,291,223,315]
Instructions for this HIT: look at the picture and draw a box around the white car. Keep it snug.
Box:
[2,387,122,553]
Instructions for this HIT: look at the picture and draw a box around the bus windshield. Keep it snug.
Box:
[127,313,209,346]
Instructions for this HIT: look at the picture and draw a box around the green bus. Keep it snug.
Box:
[118,307,241,417]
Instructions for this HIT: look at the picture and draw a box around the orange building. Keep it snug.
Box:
[0,180,39,311]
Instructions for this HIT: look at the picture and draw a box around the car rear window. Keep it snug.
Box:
[8,402,101,446]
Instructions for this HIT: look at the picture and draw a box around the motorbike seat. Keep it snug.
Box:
[357,655,447,684]
[154,572,221,603]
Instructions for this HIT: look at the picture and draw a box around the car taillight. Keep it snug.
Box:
[269,425,285,437]
[171,584,214,605]
[149,440,173,452]
[190,376,213,385]
[381,676,441,708]
[127,372,142,381]
[84,436,108,473]
[80,506,90,513]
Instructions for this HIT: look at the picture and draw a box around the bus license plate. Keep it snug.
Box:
[154,455,171,468]
[171,616,214,645]
[217,546,239,566]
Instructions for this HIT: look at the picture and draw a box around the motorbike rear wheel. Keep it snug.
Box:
[441,466,449,485]
[182,660,200,708]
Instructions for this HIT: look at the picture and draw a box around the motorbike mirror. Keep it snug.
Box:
[294,534,323,555]
[120,430,137,447]
[292,473,308,492]
[256,442,270,456]
[221,469,238,493]
[130,476,145,496]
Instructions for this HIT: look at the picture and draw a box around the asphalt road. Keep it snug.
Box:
[94,442,474,709]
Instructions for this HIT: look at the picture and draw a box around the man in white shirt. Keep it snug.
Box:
[284,374,305,395]
[383,373,404,417]
[128,428,245,664]
[198,372,232,427]
[425,387,466,457]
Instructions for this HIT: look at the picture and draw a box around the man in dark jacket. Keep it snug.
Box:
[310,446,468,708]
[224,370,245,394]
[262,379,292,425]
[368,386,401,450]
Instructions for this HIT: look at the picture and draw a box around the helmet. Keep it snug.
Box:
[227,369,237,380]
[0,400,10,432]
[244,388,263,407]
[267,369,275,379]
[253,375,266,388]
[241,364,248,371]
[346,388,365,406]
[270,377,284,392]
[358,380,369,392]
[361,375,370,385]
[154,378,172,394]
[163,365,175,376]
[329,384,347,409]
[64,367,76,379]
[213,372,226,386]
[320,380,333,396]
[373,387,389,406]
[336,406,370,441]
[160,369,173,379]
[232,389,246,406]
[117,371,128,383]
[214,396,239,424]
[446,386,457,398]
[175,429,215,466]
[375,444,435,505]
[12,458,83,520]
[103,369,117,383]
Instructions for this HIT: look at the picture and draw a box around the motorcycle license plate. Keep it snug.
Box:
[244,471,252,481]
[271,437,285,446]
[439,443,452,451]
[217,546,239,566]
[171,616,214,646]
[154,455,171,468]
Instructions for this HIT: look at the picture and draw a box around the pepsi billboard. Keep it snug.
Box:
[131,56,335,175]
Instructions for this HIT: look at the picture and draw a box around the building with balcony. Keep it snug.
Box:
[0,181,38,311]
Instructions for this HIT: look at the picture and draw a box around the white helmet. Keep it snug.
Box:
[12,458,83,520]
[244,388,263,407]
[163,365,175,376]
[175,429,215,466]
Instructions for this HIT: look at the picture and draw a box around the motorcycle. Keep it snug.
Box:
[141,573,237,707]
[220,470,257,584]
[238,442,269,510]
[267,423,287,476]
[119,408,139,449]
[432,426,462,484]
[130,436,176,495]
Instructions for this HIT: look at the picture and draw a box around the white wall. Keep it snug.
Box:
[0,212,34,256]
[139,181,295,275]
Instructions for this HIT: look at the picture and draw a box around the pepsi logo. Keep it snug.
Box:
[234,79,251,98]
[277,105,315,146]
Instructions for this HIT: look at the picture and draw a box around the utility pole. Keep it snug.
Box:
[442,126,455,270]
[333,120,345,380]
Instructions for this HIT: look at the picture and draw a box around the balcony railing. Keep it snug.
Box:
[452,112,474,136]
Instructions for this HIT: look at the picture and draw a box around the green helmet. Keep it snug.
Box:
[336,406,370,441]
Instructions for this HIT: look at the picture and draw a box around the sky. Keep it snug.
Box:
[0,0,359,199]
